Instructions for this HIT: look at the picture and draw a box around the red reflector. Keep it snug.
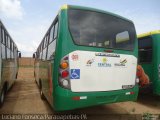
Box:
[72,96,80,100]
[104,50,113,53]
[61,71,69,78]
[130,92,134,95]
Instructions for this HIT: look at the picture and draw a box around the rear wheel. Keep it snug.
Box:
[40,88,45,100]
[39,80,45,100]
[16,73,18,79]
[0,89,5,107]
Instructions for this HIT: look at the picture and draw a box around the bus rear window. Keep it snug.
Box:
[138,37,152,63]
[68,9,136,50]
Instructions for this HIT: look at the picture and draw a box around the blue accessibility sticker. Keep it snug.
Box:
[70,69,80,79]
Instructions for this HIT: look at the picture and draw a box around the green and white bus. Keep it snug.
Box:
[33,5,139,111]
[0,20,20,106]
[138,30,160,95]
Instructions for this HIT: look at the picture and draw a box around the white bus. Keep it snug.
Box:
[0,20,20,107]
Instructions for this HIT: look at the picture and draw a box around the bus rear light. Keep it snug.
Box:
[62,79,69,86]
[63,56,69,60]
[61,70,69,78]
[126,92,134,95]
[104,49,113,53]
[60,62,68,69]
[59,79,70,88]
[136,78,139,83]
[59,55,71,89]
[72,96,80,100]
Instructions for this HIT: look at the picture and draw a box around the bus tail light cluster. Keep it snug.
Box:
[59,55,71,89]
[125,91,134,95]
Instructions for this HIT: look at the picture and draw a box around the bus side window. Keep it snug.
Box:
[138,36,152,63]
[1,28,6,59]
[42,38,46,60]
[42,33,49,60]
[49,25,54,43]
[47,40,56,60]
[0,25,1,43]
[47,18,58,60]
[6,35,11,59]
[54,21,58,39]
[39,43,43,60]
[2,28,5,44]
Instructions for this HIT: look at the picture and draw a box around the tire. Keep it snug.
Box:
[40,88,45,100]
[39,80,45,100]
[16,73,18,79]
[0,89,5,107]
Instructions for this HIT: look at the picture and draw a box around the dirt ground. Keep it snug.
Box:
[0,58,160,120]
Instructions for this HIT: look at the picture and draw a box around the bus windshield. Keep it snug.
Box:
[68,9,136,50]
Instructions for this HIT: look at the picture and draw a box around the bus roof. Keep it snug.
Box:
[138,30,160,38]
[60,4,133,23]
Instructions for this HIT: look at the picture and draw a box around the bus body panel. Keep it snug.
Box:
[34,61,40,86]
[69,50,137,92]
[1,50,17,90]
[40,60,53,107]
[54,85,139,111]
[152,34,160,95]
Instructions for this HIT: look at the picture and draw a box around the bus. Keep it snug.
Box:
[0,20,20,107]
[33,5,139,111]
[138,30,160,95]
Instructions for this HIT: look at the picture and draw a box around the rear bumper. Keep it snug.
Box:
[53,85,139,111]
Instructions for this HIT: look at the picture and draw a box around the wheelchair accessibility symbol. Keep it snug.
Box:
[70,69,80,79]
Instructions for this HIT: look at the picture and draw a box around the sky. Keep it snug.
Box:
[0,0,160,57]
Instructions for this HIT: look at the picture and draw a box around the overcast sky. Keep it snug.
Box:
[0,0,160,57]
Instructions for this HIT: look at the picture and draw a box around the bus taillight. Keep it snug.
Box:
[61,70,69,78]
[60,62,68,69]
[59,55,70,89]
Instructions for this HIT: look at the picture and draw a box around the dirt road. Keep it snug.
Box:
[0,59,160,119]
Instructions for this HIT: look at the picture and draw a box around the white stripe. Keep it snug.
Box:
[125,92,130,95]
[80,96,87,99]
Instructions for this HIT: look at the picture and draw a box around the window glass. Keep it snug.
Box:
[7,48,10,59]
[36,51,39,59]
[54,21,58,39]
[138,37,152,49]
[42,48,47,60]
[41,43,43,51]
[49,26,54,43]
[0,26,1,43]
[8,36,10,48]
[1,44,6,59]
[47,40,56,60]
[11,42,14,51]
[11,51,13,59]
[68,9,136,50]
[2,29,5,44]
[5,35,8,46]
[43,39,46,49]
[46,19,58,60]
[138,37,152,63]
[114,31,131,49]
[14,46,17,59]
[45,34,49,47]
[40,52,42,59]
